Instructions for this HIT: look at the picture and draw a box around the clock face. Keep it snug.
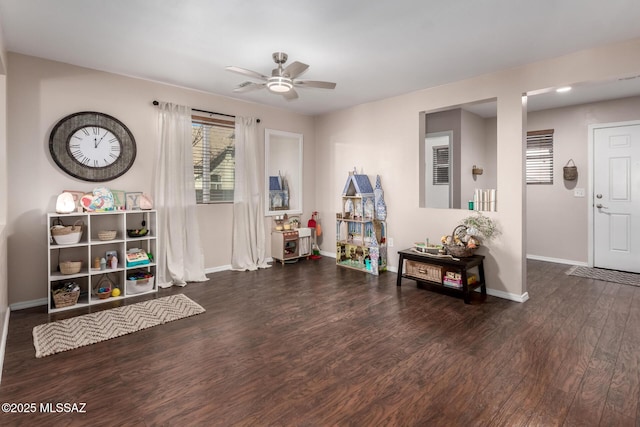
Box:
[69,126,122,168]
[49,112,136,182]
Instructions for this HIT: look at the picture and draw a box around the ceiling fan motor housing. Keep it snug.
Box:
[272,52,288,65]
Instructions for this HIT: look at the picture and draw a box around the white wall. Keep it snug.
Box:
[526,95,640,264]
[460,110,495,208]
[0,18,9,383]
[6,53,315,307]
[314,37,640,302]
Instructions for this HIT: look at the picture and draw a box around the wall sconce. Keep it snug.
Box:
[472,165,484,176]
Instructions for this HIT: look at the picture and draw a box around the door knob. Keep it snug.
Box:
[596,203,608,209]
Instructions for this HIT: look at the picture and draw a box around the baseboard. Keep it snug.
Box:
[0,307,10,384]
[10,298,47,311]
[320,250,336,259]
[204,264,232,275]
[485,288,529,303]
[526,254,587,267]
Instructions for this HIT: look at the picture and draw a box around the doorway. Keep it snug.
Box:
[589,121,640,273]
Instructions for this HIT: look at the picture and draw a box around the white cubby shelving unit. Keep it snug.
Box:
[47,210,158,313]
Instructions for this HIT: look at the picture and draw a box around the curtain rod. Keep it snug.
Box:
[152,100,260,123]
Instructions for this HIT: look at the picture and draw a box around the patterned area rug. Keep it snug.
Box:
[567,266,640,287]
[33,294,205,358]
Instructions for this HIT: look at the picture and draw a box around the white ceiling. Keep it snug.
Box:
[1,0,640,116]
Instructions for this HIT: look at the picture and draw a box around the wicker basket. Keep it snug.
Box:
[98,230,117,241]
[95,275,115,299]
[97,290,111,299]
[52,289,80,308]
[405,260,443,283]
[444,244,477,258]
[563,159,578,181]
[444,225,478,258]
[51,220,84,245]
[59,261,82,275]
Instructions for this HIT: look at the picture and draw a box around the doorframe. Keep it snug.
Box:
[425,130,454,208]
[587,119,640,268]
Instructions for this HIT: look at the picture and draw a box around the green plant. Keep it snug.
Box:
[461,212,498,240]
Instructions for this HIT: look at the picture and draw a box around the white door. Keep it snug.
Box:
[593,123,640,273]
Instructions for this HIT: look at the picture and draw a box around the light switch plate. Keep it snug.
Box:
[574,188,585,197]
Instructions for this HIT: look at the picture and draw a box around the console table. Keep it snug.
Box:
[397,249,486,304]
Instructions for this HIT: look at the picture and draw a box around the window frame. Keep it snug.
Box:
[192,114,236,204]
[526,129,554,185]
[432,145,450,185]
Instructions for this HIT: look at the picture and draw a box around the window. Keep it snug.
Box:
[432,145,450,185]
[192,115,235,203]
[526,129,554,184]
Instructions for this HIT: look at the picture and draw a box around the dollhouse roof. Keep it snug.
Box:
[269,176,281,191]
[342,173,374,196]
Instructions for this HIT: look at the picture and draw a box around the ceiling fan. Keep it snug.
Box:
[226,52,336,100]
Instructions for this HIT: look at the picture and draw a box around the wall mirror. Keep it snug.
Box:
[419,98,498,210]
[265,129,303,216]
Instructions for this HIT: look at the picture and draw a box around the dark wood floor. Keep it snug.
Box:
[1,257,639,426]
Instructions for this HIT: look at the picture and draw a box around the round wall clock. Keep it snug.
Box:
[49,111,137,182]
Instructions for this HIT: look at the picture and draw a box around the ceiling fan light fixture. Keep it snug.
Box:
[267,77,293,93]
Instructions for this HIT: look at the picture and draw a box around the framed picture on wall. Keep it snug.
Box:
[125,192,143,210]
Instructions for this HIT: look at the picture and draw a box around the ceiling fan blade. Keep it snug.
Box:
[283,61,309,79]
[233,81,266,93]
[225,66,268,81]
[294,80,337,90]
[282,88,299,100]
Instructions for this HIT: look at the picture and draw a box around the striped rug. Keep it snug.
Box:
[33,294,205,358]
[567,266,640,287]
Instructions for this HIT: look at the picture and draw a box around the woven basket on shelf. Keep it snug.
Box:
[444,225,478,258]
[50,219,84,245]
[98,230,117,241]
[59,261,82,275]
[52,289,80,308]
[95,275,115,299]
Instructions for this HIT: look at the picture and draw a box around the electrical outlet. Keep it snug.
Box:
[574,188,585,197]
[388,237,394,247]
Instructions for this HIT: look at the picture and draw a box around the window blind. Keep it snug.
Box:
[526,129,554,184]
[432,145,450,185]
[192,115,235,203]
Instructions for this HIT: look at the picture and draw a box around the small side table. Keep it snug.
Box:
[397,249,486,304]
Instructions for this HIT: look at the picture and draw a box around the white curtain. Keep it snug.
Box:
[154,102,209,287]
[231,117,270,271]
